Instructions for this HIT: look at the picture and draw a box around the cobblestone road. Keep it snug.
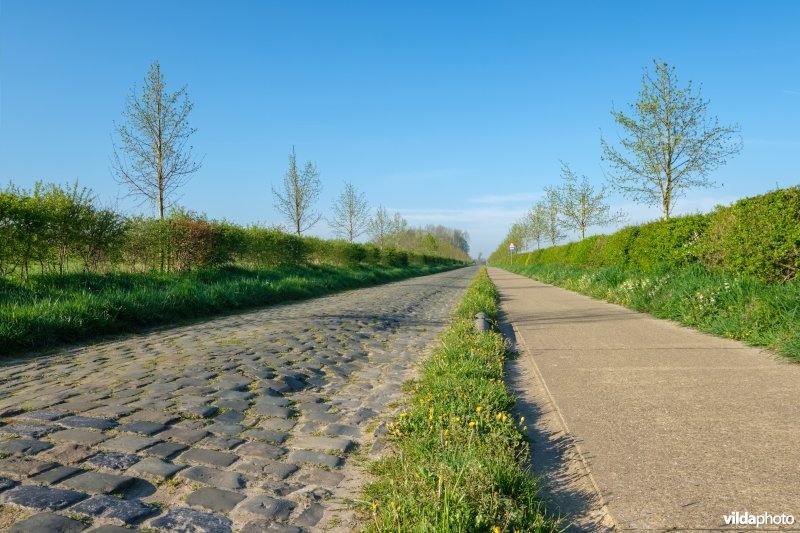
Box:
[0,267,474,532]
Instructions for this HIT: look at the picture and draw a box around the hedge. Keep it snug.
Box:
[508,186,800,284]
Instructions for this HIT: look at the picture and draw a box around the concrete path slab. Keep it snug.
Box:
[489,268,800,532]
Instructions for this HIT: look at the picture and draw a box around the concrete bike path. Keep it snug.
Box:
[488,268,800,532]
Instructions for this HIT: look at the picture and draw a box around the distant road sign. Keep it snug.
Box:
[508,243,516,251]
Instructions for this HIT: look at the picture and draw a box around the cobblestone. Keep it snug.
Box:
[0,438,53,455]
[70,494,156,524]
[185,487,246,513]
[60,471,135,494]
[0,268,473,530]
[0,484,87,510]
[149,506,233,532]
[7,512,87,532]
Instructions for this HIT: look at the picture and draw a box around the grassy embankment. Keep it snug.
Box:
[503,262,800,361]
[494,186,800,361]
[363,268,558,532]
[0,263,461,356]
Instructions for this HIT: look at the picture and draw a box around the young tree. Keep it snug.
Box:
[272,147,322,235]
[601,61,742,220]
[553,162,625,239]
[367,205,391,248]
[329,181,370,242]
[112,61,202,219]
[525,201,547,250]
[387,212,408,246]
[507,221,529,252]
[542,192,564,246]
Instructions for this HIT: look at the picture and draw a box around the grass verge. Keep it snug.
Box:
[503,262,800,361]
[362,268,558,532]
[0,263,461,356]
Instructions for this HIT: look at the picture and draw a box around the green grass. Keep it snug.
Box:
[362,268,559,532]
[503,262,800,361]
[0,263,462,356]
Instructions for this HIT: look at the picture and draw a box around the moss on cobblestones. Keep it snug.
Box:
[363,268,559,532]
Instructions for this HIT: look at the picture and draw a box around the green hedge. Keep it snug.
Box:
[508,186,800,283]
[701,187,800,282]
[1,182,462,278]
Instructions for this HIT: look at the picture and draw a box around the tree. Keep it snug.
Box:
[601,60,742,220]
[552,162,625,239]
[329,181,370,242]
[367,205,391,248]
[112,61,202,220]
[542,191,564,246]
[507,221,529,251]
[525,201,547,250]
[272,147,322,235]
[388,212,408,246]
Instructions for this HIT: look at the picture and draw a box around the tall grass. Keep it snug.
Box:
[363,268,558,532]
[0,263,460,356]
[504,262,800,361]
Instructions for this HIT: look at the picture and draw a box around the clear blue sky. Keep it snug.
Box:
[1,1,798,258]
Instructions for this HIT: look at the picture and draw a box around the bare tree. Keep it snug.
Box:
[272,147,322,235]
[329,181,370,242]
[367,205,391,248]
[552,162,626,239]
[602,60,742,220]
[112,61,201,219]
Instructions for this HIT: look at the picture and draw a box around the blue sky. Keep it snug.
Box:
[1,1,798,257]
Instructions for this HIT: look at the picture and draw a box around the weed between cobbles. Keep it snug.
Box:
[362,268,559,532]
[504,262,800,361]
[0,263,461,355]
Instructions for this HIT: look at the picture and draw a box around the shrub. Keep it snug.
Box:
[701,187,800,283]
[500,187,800,284]
[627,214,708,270]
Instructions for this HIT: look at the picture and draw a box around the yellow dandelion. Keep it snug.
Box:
[469,421,476,427]
[476,406,483,413]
